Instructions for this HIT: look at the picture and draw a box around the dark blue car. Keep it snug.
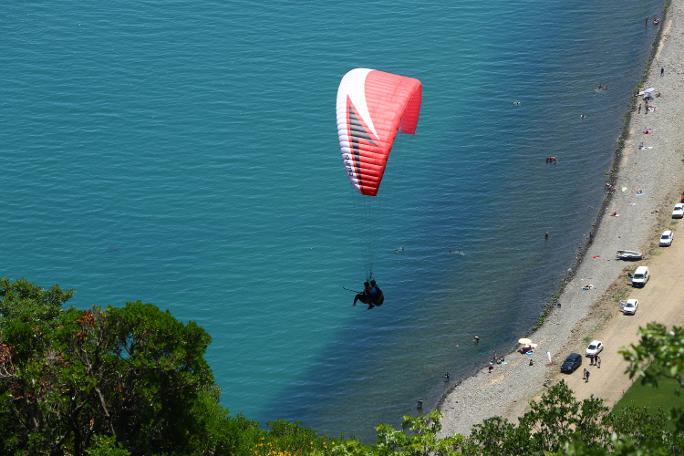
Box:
[560,353,582,374]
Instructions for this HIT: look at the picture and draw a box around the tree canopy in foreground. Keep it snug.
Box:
[0,278,682,455]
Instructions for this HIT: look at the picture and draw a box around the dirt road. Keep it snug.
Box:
[558,226,684,403]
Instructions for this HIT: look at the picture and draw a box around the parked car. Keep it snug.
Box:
[673,203,684,219]
[631,266,650,287]
[620,298,639,315]
[659,230,674,247]
[586,340,604,357]
[561,353,582,374]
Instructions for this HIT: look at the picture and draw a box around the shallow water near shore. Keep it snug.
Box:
[1,0,664,440]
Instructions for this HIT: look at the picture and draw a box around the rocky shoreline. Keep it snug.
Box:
[439,0,684,436]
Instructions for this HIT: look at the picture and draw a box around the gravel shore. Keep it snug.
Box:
[439,0,684,436]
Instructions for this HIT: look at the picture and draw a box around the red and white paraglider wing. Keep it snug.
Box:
[336,68,422,196]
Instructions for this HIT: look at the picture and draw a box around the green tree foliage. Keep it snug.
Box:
[464,379,684,455]
[620,323,684,390]
[327,411,462,456]
[608,406,678,454]
[466,381,610,455]
[85,435,131,456]
[374,411,464,456]
[3,277,684,456]
[0,278,233,455]
[617,322,684,454]
[0,278,338,456]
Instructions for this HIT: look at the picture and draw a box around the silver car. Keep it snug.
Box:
[620,299,639,315]
[659,230,674,247]
[586,340,604,357]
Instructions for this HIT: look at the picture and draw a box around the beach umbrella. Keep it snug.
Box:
[518,338,532,345]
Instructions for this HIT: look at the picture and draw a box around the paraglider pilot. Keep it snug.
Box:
[353,280,384,309]
[353,282,372,307]
[369,280,384,306]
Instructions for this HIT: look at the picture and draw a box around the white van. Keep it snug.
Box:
[631,266,650,288]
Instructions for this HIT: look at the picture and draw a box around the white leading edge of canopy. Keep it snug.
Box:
[336,68,379,139]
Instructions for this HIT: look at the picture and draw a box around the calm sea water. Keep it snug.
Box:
[1,0,663,439]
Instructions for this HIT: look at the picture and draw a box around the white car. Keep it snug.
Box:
[586,340,604,357]
[631,266,650,288]
[659,230,674,246]
[673,203,684,219]
[620,299,639,315]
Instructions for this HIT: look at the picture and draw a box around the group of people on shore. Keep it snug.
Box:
[487,350,506,373]
[582,356,601,383]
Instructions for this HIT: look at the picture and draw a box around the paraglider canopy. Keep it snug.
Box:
[336,68,422,196]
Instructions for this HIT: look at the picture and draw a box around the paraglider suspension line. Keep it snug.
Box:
[363,197,376,279]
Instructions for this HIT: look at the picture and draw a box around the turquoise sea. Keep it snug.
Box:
[2,0,663,439]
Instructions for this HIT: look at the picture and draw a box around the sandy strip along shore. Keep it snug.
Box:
[439,0,684,436]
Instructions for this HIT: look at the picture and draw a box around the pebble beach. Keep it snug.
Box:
[439,0,684,436]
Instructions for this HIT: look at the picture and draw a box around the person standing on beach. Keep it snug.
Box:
[638,104,641,114]
[661,67,665,77]
[596,356,601,368]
